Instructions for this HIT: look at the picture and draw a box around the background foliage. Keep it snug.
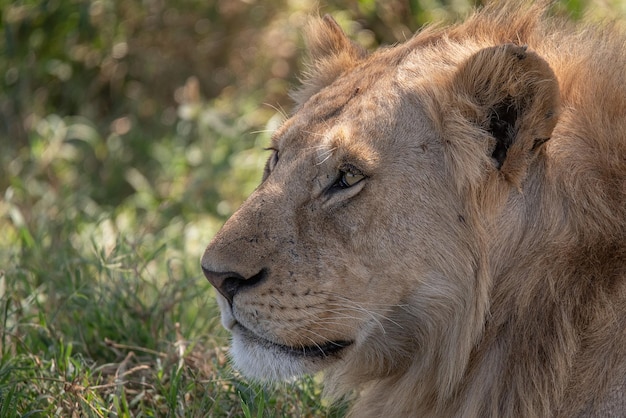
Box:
[0,0,623,416]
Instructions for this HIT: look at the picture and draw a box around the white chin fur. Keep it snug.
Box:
[215,295,307,380]
[230,330,312,381]
[217,295,341,381]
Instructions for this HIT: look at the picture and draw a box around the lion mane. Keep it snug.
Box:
[202,2,626,417]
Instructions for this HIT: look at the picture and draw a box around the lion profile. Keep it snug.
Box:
[201,2,626,416]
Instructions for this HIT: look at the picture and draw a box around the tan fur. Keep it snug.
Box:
[202,2,626,416]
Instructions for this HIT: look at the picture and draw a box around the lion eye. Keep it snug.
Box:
[269,150,279,170]
[338,170,365,188]
[263,149,279,180]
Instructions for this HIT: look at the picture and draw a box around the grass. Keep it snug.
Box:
[0,108,347,416]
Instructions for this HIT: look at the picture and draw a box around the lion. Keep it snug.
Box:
[201,2,626,417]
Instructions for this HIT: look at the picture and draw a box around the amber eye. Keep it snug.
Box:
[337,170,365,188]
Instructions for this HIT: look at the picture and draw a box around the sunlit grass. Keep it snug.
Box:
[0,106,344,416]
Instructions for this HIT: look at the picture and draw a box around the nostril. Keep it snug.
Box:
[201,266,242,303]
[220,276,242,304]
[201,265,267,303]
[246,268,267,287]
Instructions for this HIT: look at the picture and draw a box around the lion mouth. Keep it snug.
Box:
[234,323,352,358]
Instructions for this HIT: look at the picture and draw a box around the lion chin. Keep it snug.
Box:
[201,2,626,417]
[229,327,310,382]
[217,293,351,381]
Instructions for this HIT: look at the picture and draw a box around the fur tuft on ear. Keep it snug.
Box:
[451,43,560,182]
[290,15,367,106]
[306,15,365,63]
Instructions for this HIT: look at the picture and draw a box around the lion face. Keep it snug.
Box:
[201,54,475,380]
[202,14,559,386]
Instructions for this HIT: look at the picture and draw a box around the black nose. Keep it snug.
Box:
[201,265,267,303]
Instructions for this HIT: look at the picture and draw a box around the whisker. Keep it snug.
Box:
[320,291,414,311]
[319,301,390,332]
[249,128,277,135]
[262,102,289,120]
[319,293,413,331]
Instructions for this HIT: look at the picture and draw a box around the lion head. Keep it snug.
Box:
[202,3,626,417]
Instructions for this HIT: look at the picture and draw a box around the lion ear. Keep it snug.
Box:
[290,15,367,106]
[451,44,560,180]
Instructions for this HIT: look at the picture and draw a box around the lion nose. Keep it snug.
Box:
[201,265,267,304]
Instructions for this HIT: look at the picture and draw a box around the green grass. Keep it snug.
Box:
[0,110,346,416]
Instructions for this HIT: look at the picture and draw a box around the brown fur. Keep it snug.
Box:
[202,2,626,416]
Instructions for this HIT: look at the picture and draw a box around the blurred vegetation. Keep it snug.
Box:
[0,0,623,416]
